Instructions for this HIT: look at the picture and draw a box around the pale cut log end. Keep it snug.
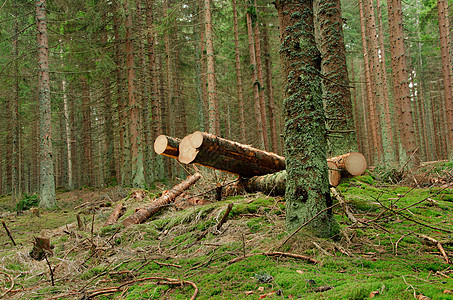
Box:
[344,152,367,176]
[179,134,199,164]
[189,131,204,148]
[328,161,341,186]
[154,135,170,154]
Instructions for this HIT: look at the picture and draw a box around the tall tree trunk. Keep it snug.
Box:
[194,1,205,132]
[364,0,392,164]
[12,17,20,200]
[36,0,55,208]
[246,3,265,149]
[316,0,357,157]
[253,0,269,151]
[125,0,145,188]
[275,0,338,238]
[437,0,453,154]
[232,0,246,143]
[358,0,382,165]
[262,23,279,154]
[81,76,94,186]
[205,0,219,135]
[387,0,418,165]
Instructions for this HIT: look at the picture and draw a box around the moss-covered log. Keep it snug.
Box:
[153,135,181,159]
[123,173,202,227]
[178,131,285,176]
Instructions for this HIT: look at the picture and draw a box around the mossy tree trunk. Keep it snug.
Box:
[315,0,357,157]
[275,0,338,238]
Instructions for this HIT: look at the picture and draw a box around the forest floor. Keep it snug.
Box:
[0,162,453,300]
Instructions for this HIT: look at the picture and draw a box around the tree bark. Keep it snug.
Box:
[437,0,453,153]
[205,0,219,135]
[36,0,56,208]
[123,173,202,227]
[125,0,145,188]
[178,131,285,177]
[104,203,126,227]
[316,0,357,157]
[232,0,247,143]
[275,0,337,237]
[387,0,418,165]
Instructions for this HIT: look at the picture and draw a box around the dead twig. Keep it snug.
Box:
[330,187,358,224]
[228,251,319,265]
[216,203,234,231]
[418,234,451,264]
[0,271,14,298]
[153,260,182,268]
[85,276,198,300]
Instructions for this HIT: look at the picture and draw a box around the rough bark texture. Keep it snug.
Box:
[275,0,338,238]
[358,0,382,165]
[36,0,56,208]
[388,0,418,165]
[247,4,265,149]
[125,1,145,188]
[178,131,285,177]
[232,0,247,143]
[123,173,202,227]
[437,0,453,154]
[316,0,357,157]
[205,0,219,135]
[104,203,126,227]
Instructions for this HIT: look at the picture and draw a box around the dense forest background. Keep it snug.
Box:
[0,0,452,203]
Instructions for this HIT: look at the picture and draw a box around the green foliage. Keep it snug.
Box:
[16,193,39,211]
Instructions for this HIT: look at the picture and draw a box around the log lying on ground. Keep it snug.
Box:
[123,173,202,227]
[178,131,286,177]
[328,152,367,176]
[153,135,181,159]
[103,203,126,227]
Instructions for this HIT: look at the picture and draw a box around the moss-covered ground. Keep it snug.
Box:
[0,168,452,299]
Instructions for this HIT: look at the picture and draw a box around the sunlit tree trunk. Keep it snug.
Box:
[247,3,265,149]
[358,0,382,165]
[36,0,55,208]
[125,0,145,188]
[276,0,337,238]
[387,0,418,165]
[12,17,20,200]
[316,0,357,157]
[437,0,453,154]
[233,0,246,143]
[262,23,279,154]
[205,0,219,135]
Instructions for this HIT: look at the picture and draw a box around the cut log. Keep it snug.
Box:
[123,173,202,227]
[103,203,126,227]
[153,135,181,159]
[328,152,367,176]
[327,161,341,187]
[178,131,285,176]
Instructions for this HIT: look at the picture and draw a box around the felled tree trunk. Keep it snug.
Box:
[153,135,180,159]
[123,173,202,227]
[103,203,126,227]
[178,131,285,177]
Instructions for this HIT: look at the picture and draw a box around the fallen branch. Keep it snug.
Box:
[1,220,16,246]
[103,203,126,227]
[228,251,319,265]
[216,203,234,231]
[418,234,451,264]
[153,260,182,268]
[85,276,198,300]
[0,271,14,298]
[123,173,202,227]
[330,187,358,224]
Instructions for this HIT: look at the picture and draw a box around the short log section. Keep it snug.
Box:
[328,152,367,176]
[154,135,181,159]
